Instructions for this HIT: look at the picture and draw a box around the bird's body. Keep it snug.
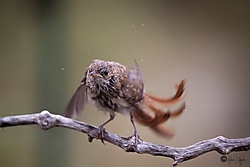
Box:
[65,59,186,144]
[86,60,144,116]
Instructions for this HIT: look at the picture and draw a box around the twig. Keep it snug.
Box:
[0,110,249,166]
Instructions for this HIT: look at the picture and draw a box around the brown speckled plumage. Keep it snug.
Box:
[65,59,186,145]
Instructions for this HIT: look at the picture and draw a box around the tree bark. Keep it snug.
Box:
[1,110,249,166]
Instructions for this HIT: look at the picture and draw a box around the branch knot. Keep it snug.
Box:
[1,111,250,166]
[38,110,58,130]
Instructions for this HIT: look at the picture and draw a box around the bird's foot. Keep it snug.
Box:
[129,130,142,146]
[98,125,106,144]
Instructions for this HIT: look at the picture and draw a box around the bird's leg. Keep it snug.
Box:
[147,79,186,105]
[98,114,115,144]
[129,112,142,146]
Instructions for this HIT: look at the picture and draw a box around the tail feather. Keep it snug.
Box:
[150,124,174,137]
[132,79,186,137]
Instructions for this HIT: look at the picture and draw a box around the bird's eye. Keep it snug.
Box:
[103,70,109,76]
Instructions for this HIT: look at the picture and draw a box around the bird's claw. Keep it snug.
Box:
[129,130,142,146]
[98,126,106,144]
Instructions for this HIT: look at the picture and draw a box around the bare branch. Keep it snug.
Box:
[0,110,249,166]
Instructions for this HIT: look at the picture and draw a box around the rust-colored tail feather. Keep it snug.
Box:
[150,124,174,137]
[132,79,186,137]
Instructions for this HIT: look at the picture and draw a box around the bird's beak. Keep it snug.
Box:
[90,71,102,78]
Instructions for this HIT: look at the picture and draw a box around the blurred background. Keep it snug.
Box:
[0,1,250,167]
